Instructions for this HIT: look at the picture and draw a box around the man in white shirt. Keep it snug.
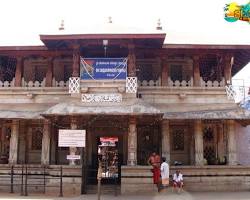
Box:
[173,170,184,193]
[160,157,169,188]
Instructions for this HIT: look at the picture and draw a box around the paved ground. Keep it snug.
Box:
[1,191,250,200]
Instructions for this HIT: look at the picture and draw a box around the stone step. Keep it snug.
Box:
[87,184,121,195]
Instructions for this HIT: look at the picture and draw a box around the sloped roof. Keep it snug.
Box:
[0,104,51,119]
[163,108,250,120]
[42,99,162,116]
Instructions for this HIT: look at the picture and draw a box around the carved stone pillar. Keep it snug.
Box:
[217,123,225,161]
[14,57,23,87]
[224,55,232,85]
[127,117,137,166]
[41,119,51,165]
[161,58,168,86]
[128,45,136,77]
[9,120,19,164]
[70,117,78,165]
[72,47,80,77]
[45,57,54,87]
[194,120,204,166]
[161,120,170,163]
[227,120,237,165]
[193,55,200,86]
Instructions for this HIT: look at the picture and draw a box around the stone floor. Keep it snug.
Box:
[1,191,250,200]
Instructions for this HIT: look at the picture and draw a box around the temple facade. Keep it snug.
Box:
[0,29,250,195]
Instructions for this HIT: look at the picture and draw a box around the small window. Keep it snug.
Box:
[170,65,182,81]
[31,129,43,150]
[172,129,184,151]
[137,64,153,81]
[64,65,72,82]
[34,66,46,82]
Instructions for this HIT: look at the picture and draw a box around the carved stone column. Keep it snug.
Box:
[70,117,78,165]
[194,120,204,166]
[217,123,225,161]
[72,47,80,77]
[227,120,237,165]
[128,44,136,77]
[161,58,168,86]
[45,57,54,87]
[14,57,23,87]
[127,117,137,166]
[193,55,200,86]
[9,120,19,164]
[41,119,51,165]
[224,55,232,85]
[161,120,170,163]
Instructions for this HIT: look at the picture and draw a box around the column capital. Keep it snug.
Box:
[128,43,135,50]
[44,119,51,125]
[15,56,23,62]
[161,119,169,125]
[12,119,19,125]
[193,55,200,61]
[129,117,137,124]
[46,56,55,62]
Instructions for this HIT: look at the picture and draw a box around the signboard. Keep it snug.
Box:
[67,155,81,160]
[80,58,127,80]
[58,130,86,147]
[81,93,122,103]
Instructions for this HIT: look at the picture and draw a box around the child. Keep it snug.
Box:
[173,170,184,193]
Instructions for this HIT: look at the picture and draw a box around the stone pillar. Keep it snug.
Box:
[161,58,168,86]
[227,120,237,165]
[193,55,200,86]
[127,117,137,166]
[161,120,170,163]
[72,47,80,77]
[14,57,23,87]
[224,55,232,85]
[45,57,54,87]
[194,120,204,166]
[41,119,51,165]
[128,44,136,77]
[70,117,78,165]
[9,120,19,165]
[217,124,224,161]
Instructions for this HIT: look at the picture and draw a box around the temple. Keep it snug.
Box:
[0,24,250,195]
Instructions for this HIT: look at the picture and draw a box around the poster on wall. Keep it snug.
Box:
[80,57,127,80]
[58,130,86,147]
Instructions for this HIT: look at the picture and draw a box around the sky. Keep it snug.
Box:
[0,0,249,95]
[0,0,249,46]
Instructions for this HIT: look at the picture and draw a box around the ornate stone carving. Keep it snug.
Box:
[69,77,80,94]
[81,93,122,103]
[126,77,137,93]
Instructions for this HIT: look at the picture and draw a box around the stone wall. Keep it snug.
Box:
[121,165,250,194]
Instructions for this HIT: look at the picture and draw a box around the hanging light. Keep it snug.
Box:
[103,40,108,57]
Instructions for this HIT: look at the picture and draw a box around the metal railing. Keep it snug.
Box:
[0,165,65,197]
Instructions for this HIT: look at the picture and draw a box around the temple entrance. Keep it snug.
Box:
[87,128,124,187]
[97,137,119,183]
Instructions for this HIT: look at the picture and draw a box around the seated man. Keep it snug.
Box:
[173,170,184,193]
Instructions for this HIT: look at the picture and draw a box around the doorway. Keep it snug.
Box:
[98,137,119,183]
[88,132,123,185]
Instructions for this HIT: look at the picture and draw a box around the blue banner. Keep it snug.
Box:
[80,58,127,80]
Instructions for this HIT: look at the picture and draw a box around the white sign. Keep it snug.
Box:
[81,93,122,103]
[58,130,86,147]
[66,155,81,160]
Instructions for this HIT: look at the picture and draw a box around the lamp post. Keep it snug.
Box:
[103,40,108,57]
